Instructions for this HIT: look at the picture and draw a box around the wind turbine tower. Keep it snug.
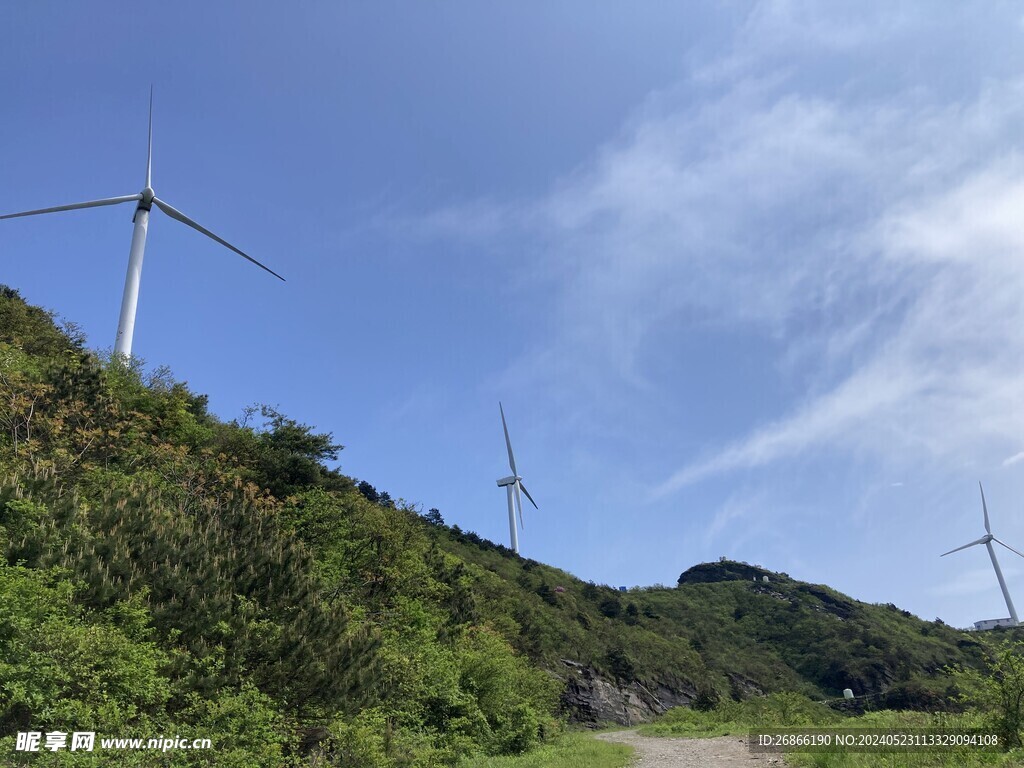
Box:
[0,90,283,358]
[941,483,1024,628]
[496,403,538,555]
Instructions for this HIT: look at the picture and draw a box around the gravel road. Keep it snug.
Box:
[596,730,790,767]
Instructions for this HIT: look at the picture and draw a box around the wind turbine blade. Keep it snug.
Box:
[519,481,539,509]
[146,86,153,189]
[514,481,524,530]
[994,538,1024,559]
[0,194,142,220]
[499,402,517,475]
[980,482,991,535]
[152,197,285,281]
[941,536,989,557]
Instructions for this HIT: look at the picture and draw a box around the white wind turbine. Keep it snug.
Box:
[941,482,1024,627]
[496,403,538,555]
[0,90,284,358]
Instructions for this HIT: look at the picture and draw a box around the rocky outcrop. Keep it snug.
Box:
[678,560,784,585]
[557,659,697,725]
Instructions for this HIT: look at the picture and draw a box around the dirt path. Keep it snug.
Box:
[596,730,789,767]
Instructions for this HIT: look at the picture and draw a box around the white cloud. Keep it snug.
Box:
[1003,452,1024,468]
[655,162,1024,491]
[409,3,1024,509]
[638,83,1024,492]
[655,361,923,495]
[879,163,1024,266]
[693,1,915,85]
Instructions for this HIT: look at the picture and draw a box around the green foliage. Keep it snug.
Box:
[0,286,79,357]
[0,565,169,736]
[949,638,1024,749]
[423,508,444,526]
[605,647,635,681]
[598,597,622,619]
[643,692,841,737]
[454,627,559,754]
[324,708,401,768]
[244,404,347,498]
[0,498,45,556]
[458,731,632,768]
[691,681,721,712]
[174,683,292,767]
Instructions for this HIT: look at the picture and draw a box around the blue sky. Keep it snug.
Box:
[4,2,1024,629]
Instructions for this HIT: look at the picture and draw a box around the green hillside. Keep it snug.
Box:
[437,533,1004,717]
[0,286,1008,765]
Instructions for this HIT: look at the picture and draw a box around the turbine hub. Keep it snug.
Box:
[135,187,155,216]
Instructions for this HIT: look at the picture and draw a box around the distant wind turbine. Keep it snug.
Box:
[496,403,538,555]
[0,89,284,358]
[941,482,1024,626]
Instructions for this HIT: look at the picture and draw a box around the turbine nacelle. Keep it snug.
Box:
[496,475,520,487]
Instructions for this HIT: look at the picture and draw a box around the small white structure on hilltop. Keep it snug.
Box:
[973,618,1016,631]
[941,483,1024,629]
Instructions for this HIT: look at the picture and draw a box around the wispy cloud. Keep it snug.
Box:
[655,154,1024,493]
[929,565,1022,599]
[1003,452,1024,468]
[405,2,1024,513]
[547,81,1024,489]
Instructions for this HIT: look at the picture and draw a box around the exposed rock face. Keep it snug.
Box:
[796,584,856,619]
[726,672,765,700]
[557,659,696,725]
[678,560,784,585]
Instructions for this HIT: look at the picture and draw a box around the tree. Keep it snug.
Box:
[357,481,379,503]
[598,597,622,619]
[950,638,1024,749]
[423,508,444,526]
[606,647,635,680]
[250,405,345,498]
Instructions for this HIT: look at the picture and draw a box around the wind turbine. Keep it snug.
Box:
[941,482,1024,626]
[0,90,284,358]
[496,402,538,555]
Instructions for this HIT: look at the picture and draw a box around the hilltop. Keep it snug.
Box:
[0,285,1008,765]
